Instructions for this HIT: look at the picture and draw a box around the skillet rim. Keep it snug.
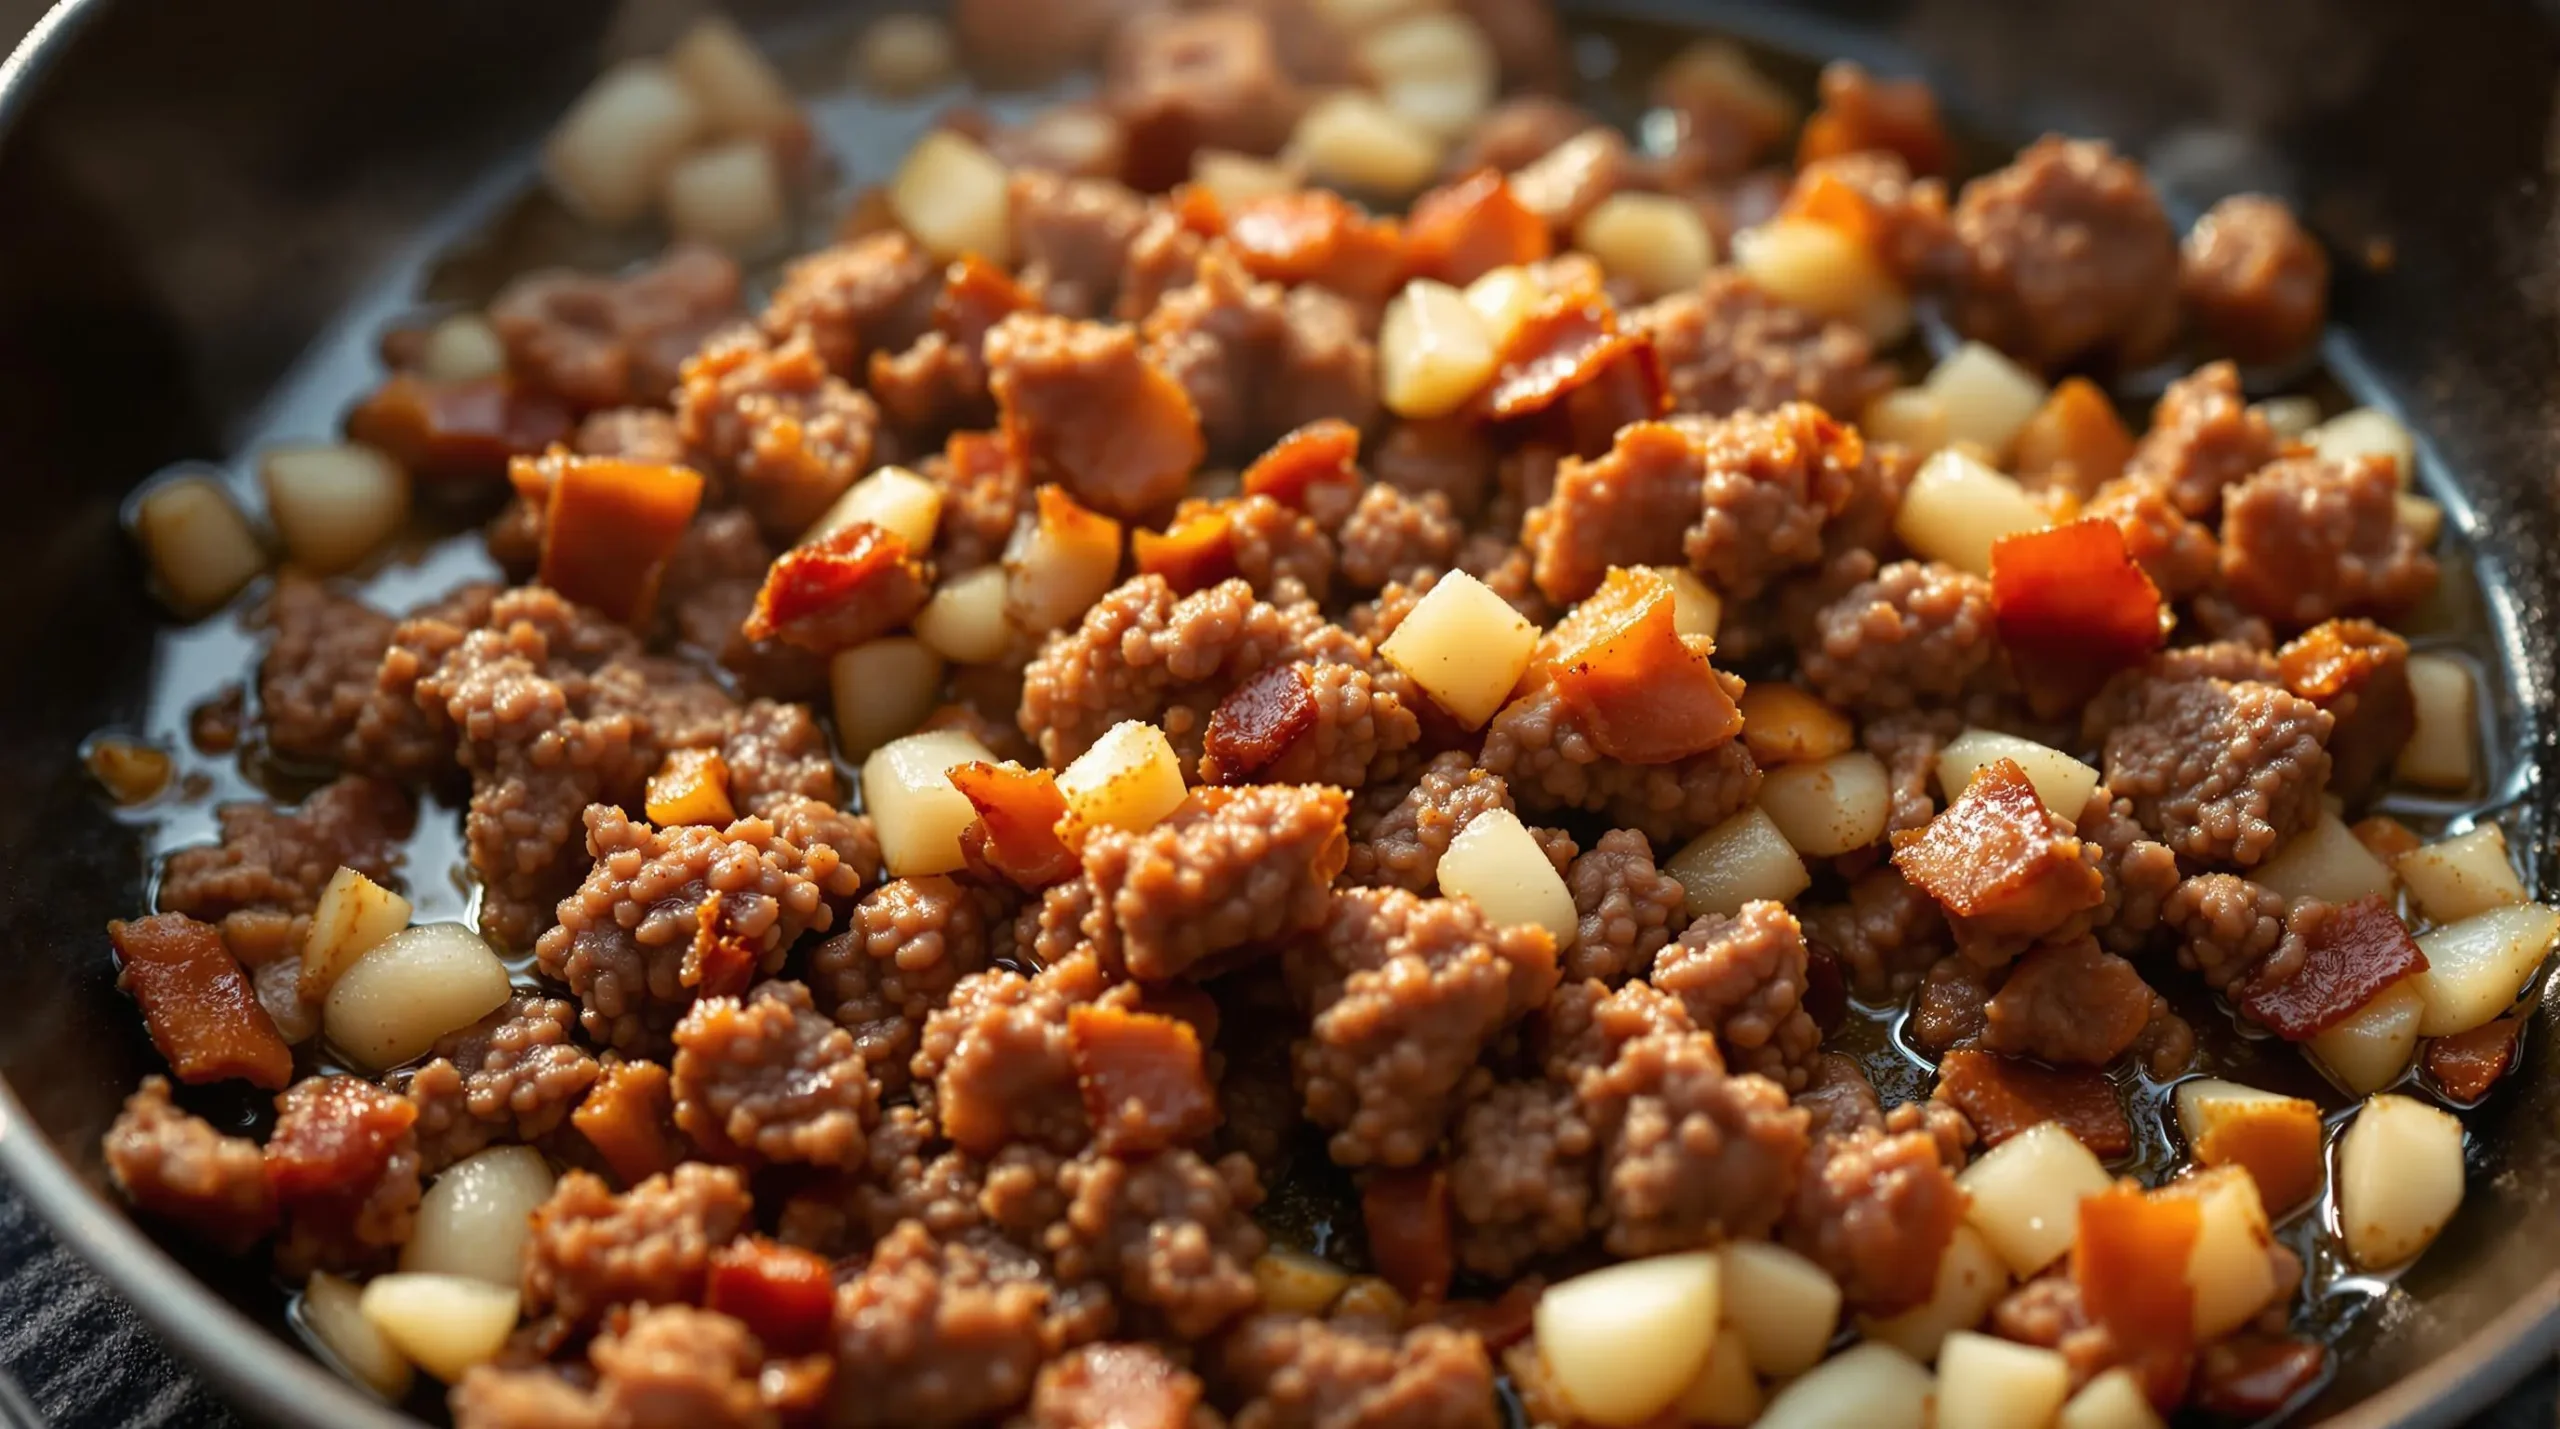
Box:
[0,0,2550,1423]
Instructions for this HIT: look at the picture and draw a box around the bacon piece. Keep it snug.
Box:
[1225,191,1409,308]
[571,1060,682,1186]
[2236,895,2427,1040]
[742,520,930,653]
[1894,759,2104,947]
[522,450,708,624]
[1132,508,1242,593]
[1544,567,1743,764]
[1066,1004,1219,1155]
[2426,1014,2525,1103]
[2072,1182,2199,1410]
[1202,664,1320,784]
[1362,1165,1456,1305]
[2011,377,2134,497]
[1406,171,1551,286]
[112,914,292,1090]
[264,1075,417,1208]
[2194,1335,2327,1420]
[1241,417,1362,513]
[346,373,573,483]
[951,760,1079,890]
[1990,519,2167,717]
[1486,283,1669,458]
[686,893,762,1001]
[707,1237,837,1357]
[1934,1048,2131,1157]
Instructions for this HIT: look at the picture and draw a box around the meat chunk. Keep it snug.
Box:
[524,1163,753,1334]
[1026,1344,1215,1429]
[111,913,294,1090]
[1562,829,1691,985]
[1335,484,1462,593]
[1801,560,1999,716]
[1290,888,1560,1167]
[405,995,600,1172]
[2219,454,2437,631]
[103,1077,275,1253]
[1800,865,1949,998]
[1783,1115,1966,1315]
[1079,784,1350,981]
[1012,171,1150,319]
[1478,685,1763,846]
[761,232,941,379]
[259,577,395,769]
[2077,788,2182,954]
[1582,1031,1806,1256]
[1051,1146,1268,1336]
[1142,248,1378,461]
[265,1074,422,1277]
[1448,1079,1596,1276]
[827,1220,1057,1427]
[1218,1314,1499,1429]
[2100,675,2333,866]
[1982,937,2163,1066]
[1651,900,1823,1089]
[1018,575,1327,769]
[2163,873,2307,993]
[672,980,879,1169]
[1341,752,1516,892]
[2083,473,2221,603]
[2277,618,2414,804]
[1107,8,1303,187]
[1894,758,2105,966]
[155,775,413,962]
[492,244,742,409]
[1948,136,2180,369]
[808,876,1003,1098]
[916,954,1122,1156]
[988,312,1204,520]
[2181,194,2329,364]
[676,326,883,541]
[1628,271,1894,423]
[2123,361,2277,519]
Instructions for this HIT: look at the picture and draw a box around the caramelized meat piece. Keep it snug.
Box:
[1893,759,2105,965]
[2220,454,2437,632]
[2235,895,2427,1040]
[1982,937,2163,1067]
[111,914,293,1090]
[571,1060,683,1187]
[1934,1048,2133,1157]
[104,1077,276,1253]
[1948,136,2180,369]
[742,521,930,653]
[1990,518,2167,717]
[1067,1003,1220,1154]
[2277,618,2415,803]
[989,311,1205,520]
[523,1163,752,1333]
[492,244,742,409]
[2181,195,2330,365]
[266,1074,422,1276]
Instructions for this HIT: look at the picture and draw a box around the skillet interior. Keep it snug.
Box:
[0,0,2553,1423]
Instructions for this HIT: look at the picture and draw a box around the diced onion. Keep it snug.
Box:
[1576,193,1716,300]
[666,15,802,144]
[1359,13,1497,139]
[417,314,507,383]
[1956,1121,2112,1277]
[1057,721,1188,833]
[1734,218,1909,343]
[914,567,1015,665]
[323,924,513,1072]
[1857,1223,2009,1364]
[861,727,997,877]
[2157,1167,2280,1338]
[1715,1241,1840,1378]
[1380,278,1499,420]
[2336,1092,2466,1269]
[1935,1331,2070,1429]
[852,13,958,97]
[1862,387,1949,456]
[358,1273,520,1383]
[299,867,414,1006]
[1935,727,2098,817]
[1532,1252,1723,1427]
[1440,806,1578,945]
[2395,825,2528,925]
[2058,1368,2168,1429]
[1672,1330,1761,1428]
[543,60,707,225]
[1253,1250,1351,1316]
[1194,149,1303,207]
[806,464,943,550]
[1923,341,2048,459]
[2309,407,2416,487]
[2412,902,2560,1037]
[261,443,411,576]
[830,636,945,762]
[1756,1342,1933,1429]
[2250,396,2322,441]
[2253,811,2394,908]
[1286,90,1444,199]
[401,1146,555,1288]
[2306,975,2424,1095]
[1376,570,1539,728]
[1656,566,1722,641]
[1893,447,2049,576]
[1004,488,1124,636]
[1757,751,1889,858]
[134,475,268,615]
[302,1272,413,1401]
[1665,807,1810,920]
[2396,654,2477,792]
[662,140,789,258]
[891,130,1014,264]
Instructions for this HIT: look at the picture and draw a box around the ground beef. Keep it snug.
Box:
[1448,1079,1596,1276]
[1022,1342,1216,1429]
[1651,900,1823,1090]
[1013,171,1150,320]
[1908,954,1992,1054]
[1947,136,2180,370]
[1370,418,1495,523]
[1536,977,1696,1088]
[1080,785,1349,981]
[2162,873,2305,993]
[1448,95,1591,174]
[1863,708,1961,834]
[259,578,395,770]
[1562,829,1691,985]
[523,1163,752,1334]
[1581,1030,1805,1256]
[404,995,600,1172]
[154,775,412,966]
[988,311,1203,521]
[2076,788,2182,954]
[265,1074,422,1278]
[1219,1314,1499,1429]
[1800,560,1999,715]
[1629,271,1895,423]
[2084,472,2222,602]
[762,231,942,379]
[1142,247,1378,461]
[1290,887,1560,1167]
[718,698,844,811]
[1049,1147,1268,1337]
[2100,675,2333,866]
[2181,194,2329,364]
[916,954,1123,1156]
[1981,936,2161,1066]
[1477,685,1763,847]
[576,404,690,464]
[491,244,742,409]
[671,979,878,1168]
[1107,8,1303,186]
[1988,1276,2120,1389]
[1341,752,1516,893]
[1207,493,1339,602]
[675,325,883,541]
[535,805,859,1053]
[1782,1117,1965,1315]
[827,1220,1059,1427]
[1800,866,1949,998]
[587,1304,770,1429]
[1018,575,1326,769]
[1335,485,1462,593]
[1522,421,1703,605]
[2123,361,2277,519]
[656,509,824,700]
[451,1365,615,1429]
[2219,454,2437,632]
[103,1077,275,1254]
[809,876,1004,1098]
[1785,152,1962,285]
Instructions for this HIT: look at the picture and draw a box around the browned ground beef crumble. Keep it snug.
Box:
[98,5,2469,1424]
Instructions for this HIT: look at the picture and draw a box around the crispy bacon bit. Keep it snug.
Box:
[2236,896,2427,1040]
[571,1060,682,1186]
[1934,1048,2132,1157]
[2193,1335,2328,1420]
[1406,171,1552,286]
[1894,759,2105,943]
[111,914,292,1091]
[687,894,762,1001]
[647,748,737,829]
[1545,568,1743,763]
[1202,664,1320,784]
[2426,1015,2525,1104]
[523,450,708,624]
[2349,814,2422,866]
[1240,418,1362,513]
[265,1075,418,1205]
[995,316,1205,521]
[1066,1004,1220,1155]
[1797,63,1950,177]
[707,1237,837,1357]
[1132,508,1242,593]
[741,520,930,652]
[1991,519,2168,717]
[1487,290,1669,457]
[1226,191,1409,308]
[2012,377,2134,498]
[1362,1165,1456,1305]
[951,760,1079,889]
[2073,1182,2199,1409]
[346,373,573,483]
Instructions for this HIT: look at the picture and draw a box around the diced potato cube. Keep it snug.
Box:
[262,443,410,575]
[1739,683,1854,767]
[1253,1250,1351,1316]
[2057,1367,2166,1429]
[2310,407,2415,486]
[1957,1121,2113,1277]
[1935,1331,2070,1429]
[1936,727,2099,817]
[662,139,788,257]
[891,130,1013,263]
[2156,1167,2280,1338]
[1758,751,1889,858]
[862,727,997,877]
[2397,654,2477,792]
[914,567,1014,665]
[1858,1223,2009,1363]
[358,1273,520,1383]
[1733,218,1910,343]
[2254,811,2395,908]
[302,1272,413,1401]
[543,61,707,225]
[298,867,415,1005]
[1287,90,1444,199]
[2307,975,2424,1094]
[806,464,943,550]
[1673,1330,1761,1427]
[1359,13,1498,139]
[830,636,945,761]
[2336,1092,2466,1268]
[1716,1241,1841,1378]
[1005,486,1124,636]
[2251,396,2322,441]
[1576,193,1716,301]
[1757,1342,1933,1429]
[2413,902,2560,1036]
[1862,387,1949,456]
[1057,721,1187,833]
[852,13,958,97]
[323,924,513,1072]
[1195,149,1303,207]
[1377,570,1538,728]
[134,475,268,614]
[1923,341,2048,458]
[1462,264,1546,349]
[2173,1079,2326,1212]
[1653,566,1722,641]
[2395,826,2528,925]
[666,15,803,143]
[401,1146,555,1288]
[1379,278,1499,419]
[417,314,506,383]
[1440,806,1578,945]
[1894,447,2049,576]
[1533,1252,1722,1427]
[1666,807,1810,920]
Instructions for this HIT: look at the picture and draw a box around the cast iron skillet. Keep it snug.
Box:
[0,0,2553,1423]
